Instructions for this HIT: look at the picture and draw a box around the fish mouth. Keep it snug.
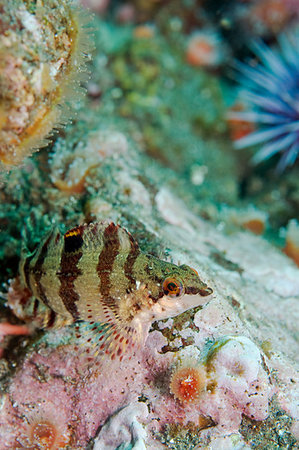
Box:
[173,292,212,314]
[200,286,213,296]
[186,286,213,296]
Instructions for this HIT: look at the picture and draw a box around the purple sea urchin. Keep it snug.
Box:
[230,29,299,172]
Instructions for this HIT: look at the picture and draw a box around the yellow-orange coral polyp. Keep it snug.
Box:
[17,414,71,450]
[284,240,299,267]
[187,39,214,67]
[24,417,70,449]
[242,218,265,235]
[30,421,57,449]
[283,220,299,267]
[170,366,206,404]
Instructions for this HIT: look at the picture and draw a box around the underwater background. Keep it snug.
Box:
[0,0,298,448]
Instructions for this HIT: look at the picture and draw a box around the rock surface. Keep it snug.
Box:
[0,2,298,449]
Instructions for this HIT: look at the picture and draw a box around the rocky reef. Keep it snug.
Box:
[0,1,298,449]
[0,0,92,171]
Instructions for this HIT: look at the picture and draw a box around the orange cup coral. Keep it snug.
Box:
[29,421,61,449]
[227,102,255,142]
[186,30,226,68]
[284,219,299,267]
[0,0,93,171]
[17,411,71,450]
[170,365,206,404]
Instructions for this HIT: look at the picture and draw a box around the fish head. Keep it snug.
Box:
[139,258,213,322]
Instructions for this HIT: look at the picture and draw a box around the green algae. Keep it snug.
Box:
[151,306,202,353]
[240,398,298,449]
[0,4,238,290]
[92,17,237,204]
[156,421,215,449]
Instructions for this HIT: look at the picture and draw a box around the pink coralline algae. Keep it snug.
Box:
[165,336,272,432]
[0,324,273,448]
[201,336,272,427]
[0,332,166,448]
[0,347,75,448]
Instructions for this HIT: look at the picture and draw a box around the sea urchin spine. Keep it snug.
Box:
[229,29,299,172]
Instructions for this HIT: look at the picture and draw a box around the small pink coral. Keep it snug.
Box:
[186,30,227,68]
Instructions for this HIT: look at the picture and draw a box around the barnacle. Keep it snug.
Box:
[0,0,93,171]
[229,29,299,172]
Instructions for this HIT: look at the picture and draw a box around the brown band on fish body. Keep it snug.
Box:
[124,234,140,292]
[23,252,35,292]
[97,223,121,298]
[47,309,57,328]
[58,250,83,320]
[64,225,84,253]
[33,298,39,317]
[32,234,53,308]
[144,261,163,302]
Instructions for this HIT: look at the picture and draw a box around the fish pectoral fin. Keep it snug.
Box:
[77,296,120,324]
[74,319,140,362]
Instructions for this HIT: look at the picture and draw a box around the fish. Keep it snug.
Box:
[15,222,213,360]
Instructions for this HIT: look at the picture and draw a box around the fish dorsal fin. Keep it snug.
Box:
[63,222,139,255]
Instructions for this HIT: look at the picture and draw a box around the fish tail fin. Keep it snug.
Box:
[7,277,72,330]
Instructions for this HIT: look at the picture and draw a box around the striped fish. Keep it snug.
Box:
[16,222,213,360]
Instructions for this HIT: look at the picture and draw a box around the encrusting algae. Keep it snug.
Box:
[0,0,93,170]
[8,221,213,361]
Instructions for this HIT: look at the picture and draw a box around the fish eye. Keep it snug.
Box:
[190,267,199,276]
[162,277,184,298]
